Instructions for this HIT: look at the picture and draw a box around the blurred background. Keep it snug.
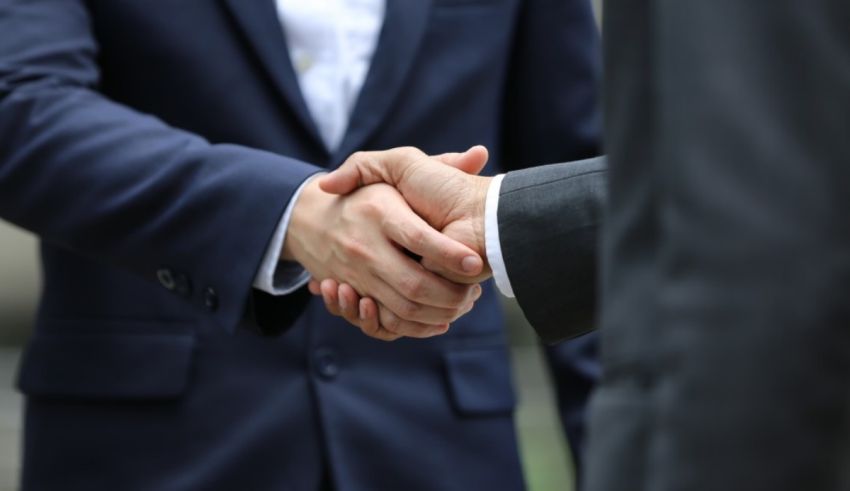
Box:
[0,2,603,489]
[0,223,39,490]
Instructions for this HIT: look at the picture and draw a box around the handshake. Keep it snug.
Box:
[282,146,494,341]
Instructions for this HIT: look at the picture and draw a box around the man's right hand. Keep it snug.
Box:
[282,177,483,340]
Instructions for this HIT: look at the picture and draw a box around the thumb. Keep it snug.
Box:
[432,145,489,175]
[319,150,387,195]
[320,147,425,195]
[318,159,364,196]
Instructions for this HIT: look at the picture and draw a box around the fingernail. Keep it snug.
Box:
[359,301,367,320]
[462,255,481,273]
[339,296,349,311]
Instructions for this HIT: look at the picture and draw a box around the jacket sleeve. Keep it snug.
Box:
[0,0,319,334]
[497,156,607,343]
[497,0,606,343]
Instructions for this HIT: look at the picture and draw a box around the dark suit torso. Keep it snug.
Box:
[498,1,850,490]
[0,1,601,489]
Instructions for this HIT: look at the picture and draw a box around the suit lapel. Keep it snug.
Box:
[332,0,433,163]
[220,0,325,151]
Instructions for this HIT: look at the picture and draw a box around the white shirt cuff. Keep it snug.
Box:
[252,174,323,295]
[484,174,515,298]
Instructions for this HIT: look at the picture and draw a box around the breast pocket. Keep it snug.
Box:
[17,319,196,401]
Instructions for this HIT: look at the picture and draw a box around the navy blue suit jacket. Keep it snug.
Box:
[0,1,600,489]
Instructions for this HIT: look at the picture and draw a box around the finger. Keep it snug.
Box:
[326,286,401,341]
[360,297,379,323]
[377,287,480,339]
[451,285,480,322]
[333,283,367,328]
[308,279,322,295]
[337,283,360,319]
[377,303,451,339]
[370,242,479,311]
[459,288,482,317]
[368,274,470,324]
[460,302,475,317]
[420,257,492,284]
[359,297,378,325]
[320,279,342,316]
[320,147,425,195]
[382,206,483,277]
[357,298,403,341]
[366,327,403,342]
[432,145,489,175]
[373,236,476,308]
[355,286,476,340]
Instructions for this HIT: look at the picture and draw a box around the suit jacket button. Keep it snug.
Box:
[203,287,219,312]
[157,268,175,290]
[314,348,340,380]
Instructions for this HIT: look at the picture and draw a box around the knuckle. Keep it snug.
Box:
[404,227,427,250]
[436,248,451,263]
[392,146,423,165]
[397,300,421,320]
[382,313,402,333]
[446,307,464,322]
[358,199,383,220]
[443,294,463,310]
[340,238,368,260]
[348,151,369,165]
[400,276,426,300]
[455,285,476,305]
[438,289,465,311]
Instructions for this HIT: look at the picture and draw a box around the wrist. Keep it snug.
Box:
[281,177,328,263]
[470,176,491,256]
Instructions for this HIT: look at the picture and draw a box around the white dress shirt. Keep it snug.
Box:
[276,0,386,151]
[484,175,515,298]
[253,0,386,295]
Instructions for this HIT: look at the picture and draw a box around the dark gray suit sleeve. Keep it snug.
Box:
[497,156,607,343]
[0,1,319,334]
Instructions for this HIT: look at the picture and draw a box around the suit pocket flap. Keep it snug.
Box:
[443,347,516,416]
[17,328,196,400]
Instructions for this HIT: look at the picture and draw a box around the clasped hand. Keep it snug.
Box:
[282,146,493,341]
